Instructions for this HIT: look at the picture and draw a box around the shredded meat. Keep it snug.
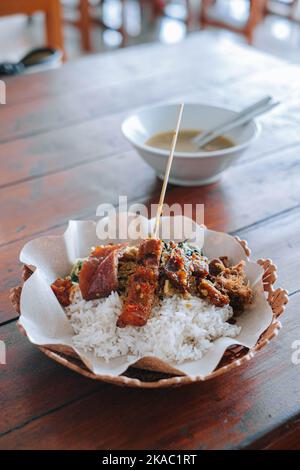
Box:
[164,246,189,291]
[22,264,34,282]
[190,252,209,278]
[162,244,208,292]
[9,286,22,314]
[199,278,230,307]
[51,278,73,307]
[219,256,230,268]
[209,258,226,276]
[212,260,253,312]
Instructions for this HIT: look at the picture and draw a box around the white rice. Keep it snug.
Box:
[67,288,240,364]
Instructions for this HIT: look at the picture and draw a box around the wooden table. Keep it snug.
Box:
[0,32,300,450]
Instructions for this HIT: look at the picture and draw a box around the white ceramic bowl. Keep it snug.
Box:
[121,103,260,186]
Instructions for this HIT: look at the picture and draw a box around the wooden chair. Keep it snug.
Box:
[63,0,127,52]
[200,0,268,44]
[265,0,299,20]
[142,0,192,25]
[0,0,64,55]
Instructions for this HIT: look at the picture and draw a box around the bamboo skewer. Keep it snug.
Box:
[153,103,184,239]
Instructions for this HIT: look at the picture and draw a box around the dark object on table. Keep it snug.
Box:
[0,47,62,76]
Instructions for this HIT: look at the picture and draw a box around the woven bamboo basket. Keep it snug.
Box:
[10,237,288,388]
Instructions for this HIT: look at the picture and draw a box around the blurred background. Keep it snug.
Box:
[1,0,300,64]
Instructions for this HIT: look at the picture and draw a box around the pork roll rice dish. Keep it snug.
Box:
[51,239,253,364]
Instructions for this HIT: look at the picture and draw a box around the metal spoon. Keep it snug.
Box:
[193,96,279,150]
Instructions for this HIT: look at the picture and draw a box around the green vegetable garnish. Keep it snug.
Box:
[70,259,84,283]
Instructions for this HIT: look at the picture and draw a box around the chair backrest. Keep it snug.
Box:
[0,0,64,56]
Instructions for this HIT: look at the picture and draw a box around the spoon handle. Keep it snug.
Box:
[194,100,279,149]
[192,96,272,147]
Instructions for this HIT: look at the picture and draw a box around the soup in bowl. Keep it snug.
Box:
[121,103,260,186]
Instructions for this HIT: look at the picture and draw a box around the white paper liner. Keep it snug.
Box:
[19,215,273,378]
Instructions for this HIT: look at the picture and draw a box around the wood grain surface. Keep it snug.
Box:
[0,32,299,450]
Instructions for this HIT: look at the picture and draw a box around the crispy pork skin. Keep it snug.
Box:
[117,239,162,327]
